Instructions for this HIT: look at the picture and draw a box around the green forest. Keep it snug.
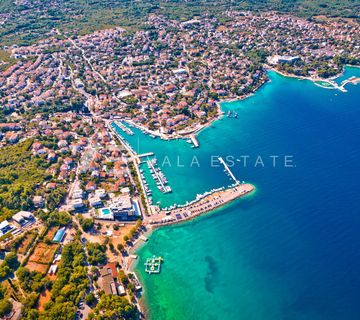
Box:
[0,140,49,221]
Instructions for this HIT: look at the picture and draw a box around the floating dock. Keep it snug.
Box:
[145,256,163,274]
[218,156,239,185]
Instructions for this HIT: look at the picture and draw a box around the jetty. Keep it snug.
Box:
[144,183,254,227]
[147,158,172,194]
[218,157,239,185]
[116,121,134,135]
[138,152,154,159]
[340,76,360,90]
[190,134,199,148]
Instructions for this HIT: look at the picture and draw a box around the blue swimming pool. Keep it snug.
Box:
[101,208,111,215]
[53,227,66,242]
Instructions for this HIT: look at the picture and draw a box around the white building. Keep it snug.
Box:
[95,188,107,199]
[267,55,300,65]
[33,195,45,208]
[12,211,35,226]
[72,189,84,200]
[71,198,84,209]
[89,196,103,208]
[0,220,13,237]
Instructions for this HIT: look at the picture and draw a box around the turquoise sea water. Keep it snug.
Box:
[118,67,360,320]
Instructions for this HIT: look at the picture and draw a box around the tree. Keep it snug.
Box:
[77,215,94,232]
[118,270,129,287]
[127,282,135,293]
[16,267,47,293]
[38,211,72,227]
[0,251,19,279]
[135,219,142,229]
[129,227,136,238]
[86,243,107,266]
[37,242,88,319]
[39,301,76,320]
[103,236,110,245]
[4,252,19,269]
[22,292,40,317]
[0,299,12,318]
[85,292,96,306]
[90,294,137,320]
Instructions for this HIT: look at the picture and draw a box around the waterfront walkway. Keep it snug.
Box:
[144,183,254,227]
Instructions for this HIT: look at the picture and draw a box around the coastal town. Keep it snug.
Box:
[0,6,359,320]
[1,12,359,139]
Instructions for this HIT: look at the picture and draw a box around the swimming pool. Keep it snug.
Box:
[98,207,114,220]
[53,227,66,242]
[101,208,111,215]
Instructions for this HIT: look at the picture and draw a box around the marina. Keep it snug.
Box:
[147,158,172,194]
[116,121,134,135]
[139,169,153,201]
[133,68,360,320]
[108,122,137,155]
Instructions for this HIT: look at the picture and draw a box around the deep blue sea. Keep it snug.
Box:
[116,67,360,320]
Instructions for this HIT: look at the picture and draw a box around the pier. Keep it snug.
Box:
[147,158,172,193]
[190,134,199,148]
[218,157,239,185]
[116,121,134,135]
[144,183,254,227]
[138,152,154,159]
[340,76,360,91]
